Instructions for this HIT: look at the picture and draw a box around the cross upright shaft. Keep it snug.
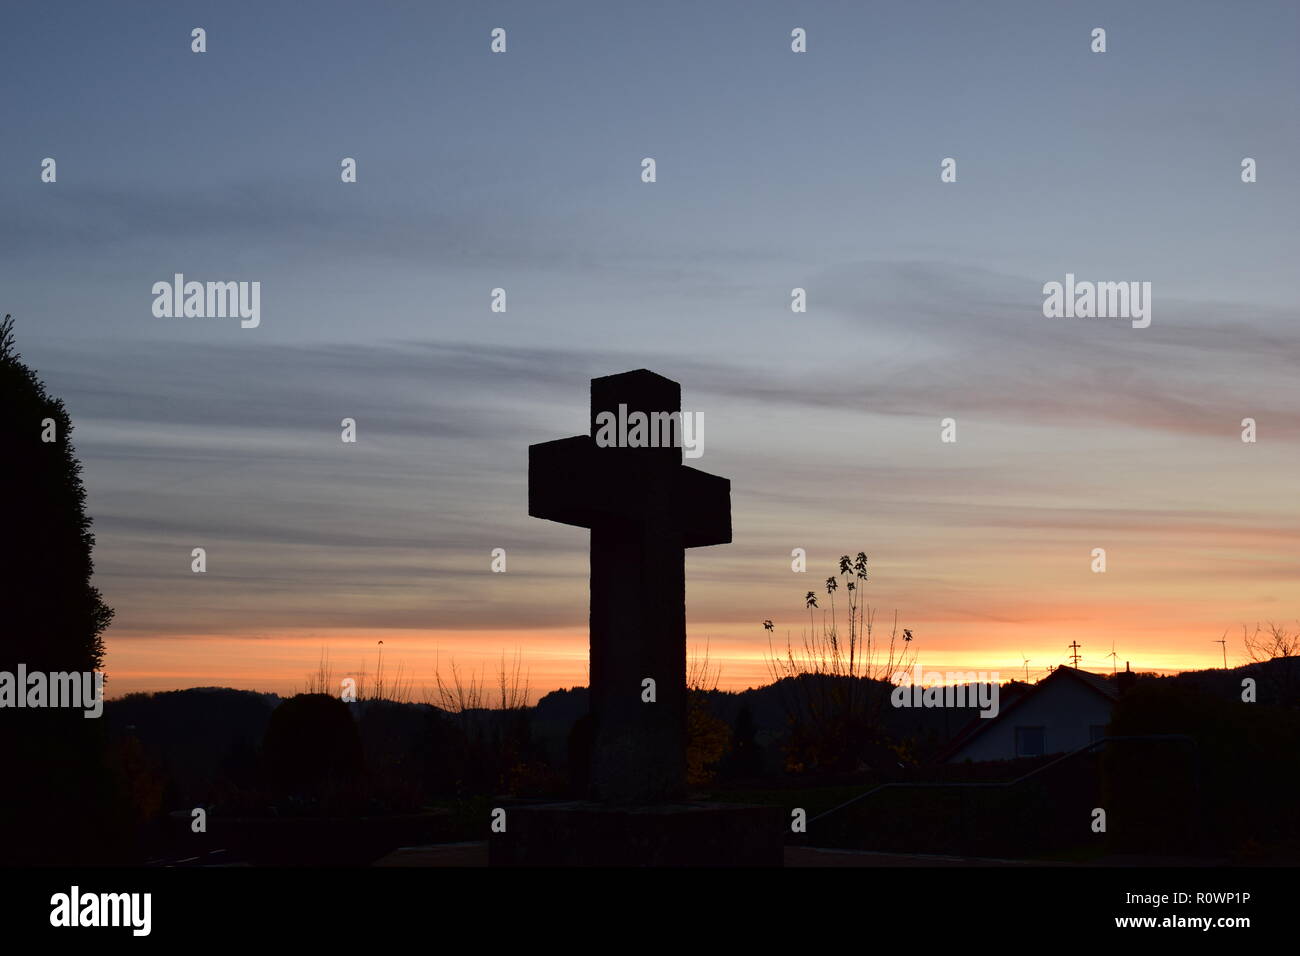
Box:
[528,370,730,803]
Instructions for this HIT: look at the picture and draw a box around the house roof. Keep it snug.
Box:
[939,666,1118,762]
[1064,667,1120,702]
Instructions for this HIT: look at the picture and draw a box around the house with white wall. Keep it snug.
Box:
[944,666,1122,763]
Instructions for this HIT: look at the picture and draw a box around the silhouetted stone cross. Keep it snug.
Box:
[529,370,731,803]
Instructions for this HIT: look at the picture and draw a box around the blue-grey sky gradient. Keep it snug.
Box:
[2,1,1297,690]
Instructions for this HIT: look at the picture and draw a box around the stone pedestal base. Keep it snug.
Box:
[489,801,784,867]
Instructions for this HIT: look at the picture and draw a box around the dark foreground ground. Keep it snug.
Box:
[372,842,1231,867]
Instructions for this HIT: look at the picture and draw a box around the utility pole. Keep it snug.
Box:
[1068,641,1082,668]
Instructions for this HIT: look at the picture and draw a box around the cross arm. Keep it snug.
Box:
[529,437,731,546]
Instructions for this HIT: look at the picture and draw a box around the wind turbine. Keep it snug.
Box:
[1106,641,1118,675]
[1019,650,1031,682]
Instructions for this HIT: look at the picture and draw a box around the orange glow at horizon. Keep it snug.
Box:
[102,618,1242,701]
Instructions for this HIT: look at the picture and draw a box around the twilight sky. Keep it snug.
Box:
[3,0,1298,698]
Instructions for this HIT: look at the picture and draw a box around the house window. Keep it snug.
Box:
[1015,726,1045,757]
[1089,725,1108,743]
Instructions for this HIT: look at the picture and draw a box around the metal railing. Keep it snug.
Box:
[809,733,1199,825]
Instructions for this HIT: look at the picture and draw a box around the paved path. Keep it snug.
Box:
[374,842,490,867]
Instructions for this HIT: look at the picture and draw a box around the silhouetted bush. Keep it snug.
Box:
[261,694,364,803]
[687,690,731,786]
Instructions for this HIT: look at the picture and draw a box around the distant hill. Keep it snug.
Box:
[106,688,281,803]
[1163,656,1298,707]
[107,658,1297,803]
